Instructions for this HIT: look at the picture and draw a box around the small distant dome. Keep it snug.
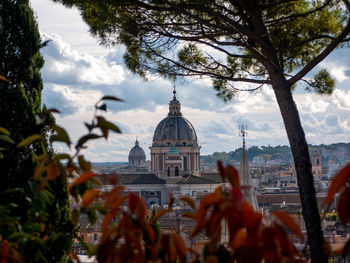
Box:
[128,139,146,166]
[153,89,198,146]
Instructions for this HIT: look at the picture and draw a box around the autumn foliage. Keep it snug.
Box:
[0,97,350,262]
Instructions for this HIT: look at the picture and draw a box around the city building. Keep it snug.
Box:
[128,139,146,166]
[101,88,223,207]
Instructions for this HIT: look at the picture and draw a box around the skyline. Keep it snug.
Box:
[31,0,350,162]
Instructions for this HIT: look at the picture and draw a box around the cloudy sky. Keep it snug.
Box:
[30,0,350,162]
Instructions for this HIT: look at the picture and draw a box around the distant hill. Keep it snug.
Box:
[200,142,350,166]
[91,162,127,167]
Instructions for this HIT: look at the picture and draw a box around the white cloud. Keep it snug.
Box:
[297,95,330,113]
[41,33,125,85]
[333,89,350,110]
[31,1,350,162]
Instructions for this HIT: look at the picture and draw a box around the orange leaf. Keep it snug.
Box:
[180,196,196,210]
[128,192,147,220]
[272,211,303,241]
[230,228,246,249]
[172,233,187,259]
[182,211,197,219]
[110,195,128,211]
[242,201,262,233]
[217,161,226,181]
[102,212,114,230]
[208,209,224,238]
[82,189,101,207]
[33,157,48,180]
[47,163,58,180]
[325,162,350,205]
[72,171,97,186]
[70,251,81,263]
[149,209,168,224]
[0,74,8,82]
[1,240,9,263]
[104,186,125,208]
[337,187,350,225]
[227,165,240,188]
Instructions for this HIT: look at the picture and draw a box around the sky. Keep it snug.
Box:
[30,0,350,162]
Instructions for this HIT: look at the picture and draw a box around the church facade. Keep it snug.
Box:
[150,89,200,179]
[116,89,257,210]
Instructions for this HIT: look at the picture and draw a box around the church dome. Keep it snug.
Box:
[128,140,146,166]
[153,89,198,146]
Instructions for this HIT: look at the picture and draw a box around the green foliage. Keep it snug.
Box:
[53,0,349,99]
[0,0,46,194]
[201,143,350,166]
[309,69,335,95]
[0,1,74,261]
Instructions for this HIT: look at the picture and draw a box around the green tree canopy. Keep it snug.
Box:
[0,0,45,192]
[52,1,350,262]
[0,1,73,261]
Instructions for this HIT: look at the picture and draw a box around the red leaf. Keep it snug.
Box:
[242,201,262,233]
[230,188,243,207]
[337,187,350,225]
[172,233,187,262]
[128,192,147,220]
[217,161,226,181]
[181,211,197,219]
[1,240,9,263]
[102,212,114,230]
[72,172,97,186]
[272,211,303,241]
[230,228,246,249]
[82,189,100,207]
[47,163,58,180]
[180,196,196,210]
[104,186,125,208]
[33,158,48,180]
[227,165,240,188]
[325,162,350,205]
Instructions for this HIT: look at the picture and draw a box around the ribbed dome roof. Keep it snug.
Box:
[153,89,198,146]
[128,140,146,161]
[153,117,197,142]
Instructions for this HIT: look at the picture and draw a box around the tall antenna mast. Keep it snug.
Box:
[239,124,248,148]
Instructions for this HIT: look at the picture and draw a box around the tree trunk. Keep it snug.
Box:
[272,76,327,263]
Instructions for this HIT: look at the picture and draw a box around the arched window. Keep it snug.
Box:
[94,233,98,241]
[175,166,179,176]
[149,191,157,196]
[316,159,320,165]
[167,167,170,177]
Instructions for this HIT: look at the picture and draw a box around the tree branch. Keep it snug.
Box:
[289,0,350,85]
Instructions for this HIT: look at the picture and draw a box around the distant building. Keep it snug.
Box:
[128,139,146,166]
[312,151,323,176]
[101,88,222,207]
[150,89,200,180]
